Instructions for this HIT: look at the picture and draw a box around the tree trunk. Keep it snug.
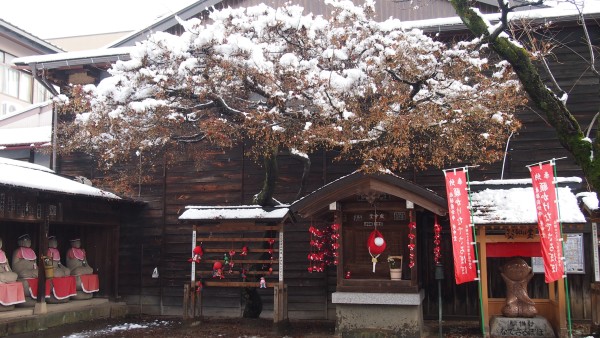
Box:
[450,0,600,201]
[253,147,278,207]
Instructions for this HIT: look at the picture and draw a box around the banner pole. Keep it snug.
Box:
[552,162,573,338]
[465,168,486,337]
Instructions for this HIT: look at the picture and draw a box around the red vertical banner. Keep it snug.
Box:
[529,163,565,283]
[444,169,477,284]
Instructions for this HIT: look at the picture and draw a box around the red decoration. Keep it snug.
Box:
[212,261,224,279]
[407,222,417,268]
[433,216,442,265]
[188,245,203,263]
[444,168,477,284]
[307,223,339,273]
[367,229,386,273]
[240,245,248,256]
[530,163,564,283]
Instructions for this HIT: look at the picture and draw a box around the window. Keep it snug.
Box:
[0,50,39,103]
[2,65,19,97]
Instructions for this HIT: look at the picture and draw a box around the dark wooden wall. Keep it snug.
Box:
[54,21,599,320]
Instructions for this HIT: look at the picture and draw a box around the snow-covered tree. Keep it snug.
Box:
[450,0,600,203]
[57,0,524,204]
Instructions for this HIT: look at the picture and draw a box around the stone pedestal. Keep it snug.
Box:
[490,316,556,338]
[332,291,424,337]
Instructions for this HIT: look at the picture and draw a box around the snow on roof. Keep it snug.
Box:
[0,126,51,146]
[577,191,598,212]
[469,177,585,224]
[179,205,289,221]
[400,2,600,31]
[0,157,120,200]
[12,46,133,66]
[12,1,600,67]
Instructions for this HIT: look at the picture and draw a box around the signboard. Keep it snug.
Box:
[592,223,600,282]
[530,163,564,283]
[444,169,477,284]
[533,233,584,274]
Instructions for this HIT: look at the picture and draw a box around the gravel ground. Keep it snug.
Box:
[11,316,598,338]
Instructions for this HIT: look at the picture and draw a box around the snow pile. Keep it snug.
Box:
[63,320,173,338]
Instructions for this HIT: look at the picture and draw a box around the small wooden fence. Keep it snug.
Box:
[183,222,288,323]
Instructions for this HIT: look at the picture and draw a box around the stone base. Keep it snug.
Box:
[490,315,556,338]
[332,292,424,338]
[0,305,14,312]
[71,291,93,300]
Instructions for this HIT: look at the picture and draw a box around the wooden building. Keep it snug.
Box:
[9,0,600,335]
[0,157,141,306]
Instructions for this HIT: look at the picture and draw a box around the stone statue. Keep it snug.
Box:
[66,239,93,275]
[0,238,17,283]
[47,236,70,277]
[500,257,537,318]
[12,234,38,279]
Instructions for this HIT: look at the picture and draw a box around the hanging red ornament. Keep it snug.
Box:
[188,245,203,263]
[433,215,442,265]
[408,221,417,268]
[212,261,224,279]
[367,229,386,273]
[240,245,248,256]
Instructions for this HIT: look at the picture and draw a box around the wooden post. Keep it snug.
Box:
[557,278,567,337]
[479,227,489,336]
[274,284,280,323]
[34,219,48,314]
[183,284,189,319]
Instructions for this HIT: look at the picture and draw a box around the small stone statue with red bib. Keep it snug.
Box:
[47,236,70,277]
[12,234,37,279]
[0,238,17,283]
[66,239,93,276]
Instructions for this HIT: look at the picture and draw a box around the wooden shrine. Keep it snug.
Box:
[290,171,447,337]
[469,178,588,337]
[179,205,289,323]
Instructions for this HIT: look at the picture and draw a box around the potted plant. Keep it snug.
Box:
[388,256,402,280]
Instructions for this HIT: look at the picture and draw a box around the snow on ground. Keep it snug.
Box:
[62,320,172,338]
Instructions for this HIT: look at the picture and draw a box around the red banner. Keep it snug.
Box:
[529,163,564,283]
[444,169,477,284]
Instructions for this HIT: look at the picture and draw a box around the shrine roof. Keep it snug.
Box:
[469,177,586,225]
[290,170,447,218]
[0,157,120,200]
[179,205,290,221]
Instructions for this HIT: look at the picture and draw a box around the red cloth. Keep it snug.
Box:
[487,242,541,258]
[47,248,61,261]
[80,274,99,293]
[51,276,77,299]
[25,278,50,299]
[67,248,86,260]
[26,277,78,299]
[0,250,7,264]
[17,247,36,260]
[0,282,25,306]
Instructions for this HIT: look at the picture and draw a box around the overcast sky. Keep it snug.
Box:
[0,0,199,39]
